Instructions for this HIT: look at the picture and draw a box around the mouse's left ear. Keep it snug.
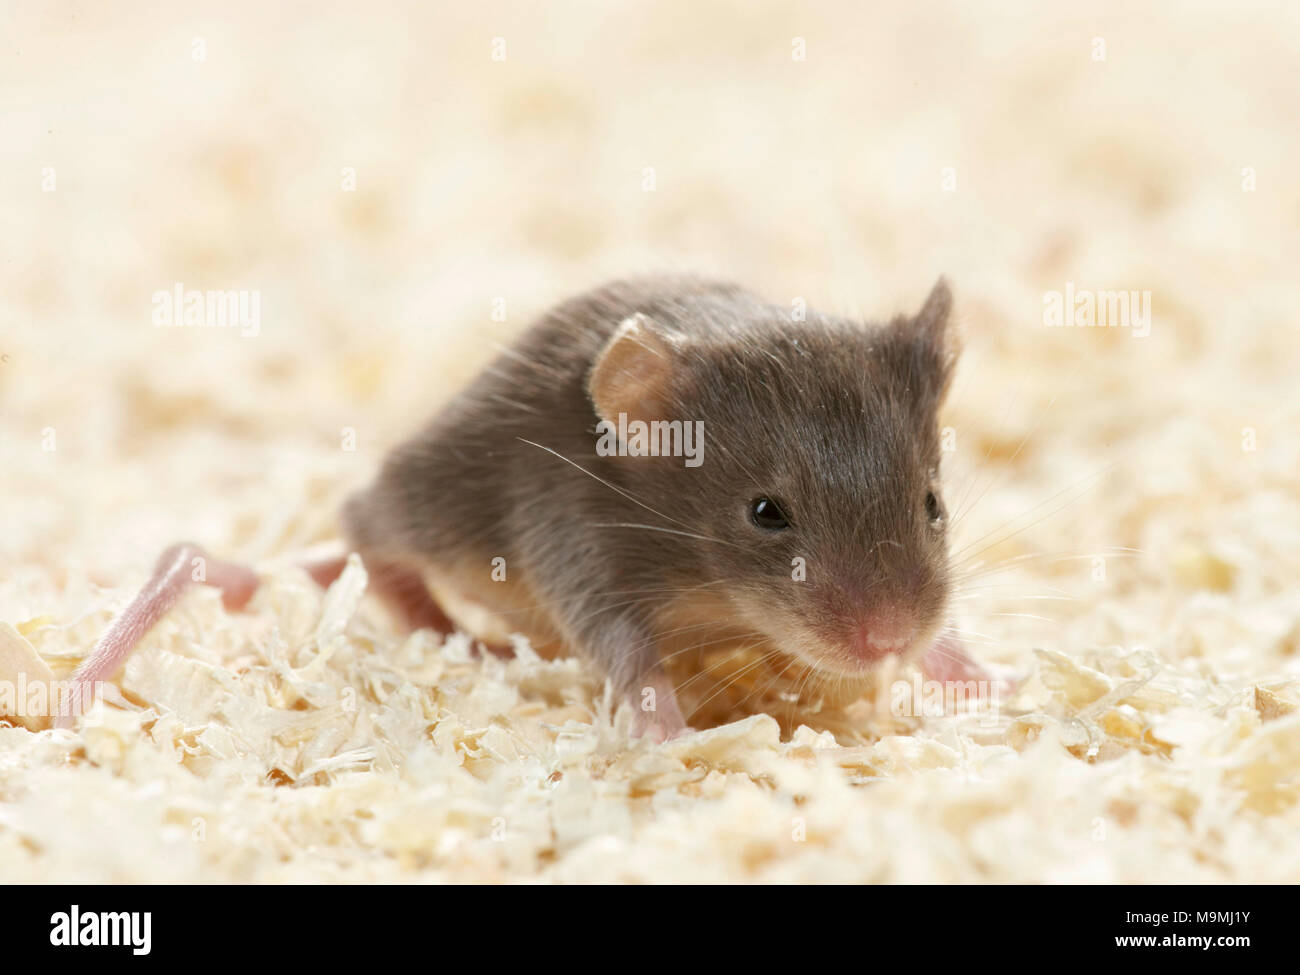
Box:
[910,276,960,404]
[588,313,685,425]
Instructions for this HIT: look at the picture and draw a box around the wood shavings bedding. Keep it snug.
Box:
[2,552,1298,882]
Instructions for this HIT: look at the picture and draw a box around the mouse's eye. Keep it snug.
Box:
[925,490,944,524]
[750,498,790,531]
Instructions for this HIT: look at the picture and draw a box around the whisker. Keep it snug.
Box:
[590,522,738,546]
[516,438,734,547]
[491,579,727,622]
[951,547,1141,577]
[947,460,1120,566]
[685,644,787,716]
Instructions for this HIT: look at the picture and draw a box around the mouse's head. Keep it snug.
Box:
[588,279,959,677]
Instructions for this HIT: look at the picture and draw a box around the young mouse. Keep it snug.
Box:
[57,276,995,738]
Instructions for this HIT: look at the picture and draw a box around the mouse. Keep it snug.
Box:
[55,275,999,738]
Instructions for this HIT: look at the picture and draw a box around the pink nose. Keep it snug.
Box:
[847,619,918,662]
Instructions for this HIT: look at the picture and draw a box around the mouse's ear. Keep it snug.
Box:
[909,276,960,403]
[588,313,684,424]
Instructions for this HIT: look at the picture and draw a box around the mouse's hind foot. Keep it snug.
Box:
[362,559,456,636]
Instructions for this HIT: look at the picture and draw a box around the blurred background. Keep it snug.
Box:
[2,0,1298,679]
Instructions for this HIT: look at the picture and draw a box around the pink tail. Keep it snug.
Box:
[55,543,258,728]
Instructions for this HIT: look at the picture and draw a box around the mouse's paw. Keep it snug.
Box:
[921,635,1019,698]
[631,708,692,743]
[628,673,692,742]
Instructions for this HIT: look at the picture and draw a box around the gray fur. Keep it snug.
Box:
[343,275,957,698]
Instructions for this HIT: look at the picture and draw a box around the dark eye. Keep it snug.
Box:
[925,490,944,523]
[750,498,790,531]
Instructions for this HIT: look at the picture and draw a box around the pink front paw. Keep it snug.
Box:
[630,673,691,742]
[921,636,1018,697]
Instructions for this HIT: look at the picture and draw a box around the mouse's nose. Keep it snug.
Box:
[846,617,918,662]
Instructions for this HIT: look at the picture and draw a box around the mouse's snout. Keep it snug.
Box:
[793,558,947,673]
[845,615,919,663]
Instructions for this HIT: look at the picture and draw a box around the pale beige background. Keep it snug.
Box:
[1,1,1298,882]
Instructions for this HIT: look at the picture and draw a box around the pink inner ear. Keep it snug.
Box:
[588,315,678,423]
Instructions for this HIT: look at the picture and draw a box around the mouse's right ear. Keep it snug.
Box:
[588,313,683,424]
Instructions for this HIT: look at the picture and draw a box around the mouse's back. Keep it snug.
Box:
[343,276,761,560]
